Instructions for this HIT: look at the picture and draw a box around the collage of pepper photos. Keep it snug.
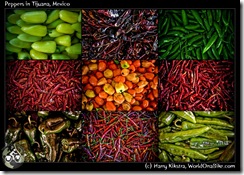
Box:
[3,7,238,171]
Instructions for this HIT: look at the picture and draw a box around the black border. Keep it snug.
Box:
[1,0,241,172]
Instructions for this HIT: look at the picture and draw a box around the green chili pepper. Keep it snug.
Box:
[201,128,228,141]
[207,150,225,160]
[62,111,81,120]
[213,22,222,38]
[30,49,48,60]
[6,42,22,53]
[211,44,220,60]
[61,138,80,153]
[21,11,47,24]
[59,10,79,24]
[194,111,227,118]
[163,17,170,35]
[14,139,36,162]
[21,25,47,37]
[190,137,231,149]
[14,10,26,15]
[160,44,173,59]
[187,35,203,46]
[181,121,206,130]
[51,54,70,60]
[181,33,199,40]
[181,10,188,26]
[71,22,81,33]
[184,24,201,30]
[159,112,176,127]
[7,25,23,34]
[16,19,32,27]
[17,33,42,42]
[198,147,219,154]
[48,29,64,37]
[159,150,169,162]
[202,32,218,54]
[54,35,71,47]
[17,51,31,60]
[45,10,60,24]
[56,23,74,34]
[37,111,49,118]
[31,41,56,53]
[207,10,213,26]
[65,43,81,55]
[196,48,201,60]
[174,142,189,147]
[169,50,180,59]
[203,18,210,31]
[216,10,222,23]
[196,117,234,129]
[6,32,18,41]
[191,10,204,27]
[9,38,32,49]
[159,143,208,160]
[159,126,171,133]
[219,141,235,162]
[207,49,215,60]
[159,126,210,143]
[222,10,230,26]
[7,14,20,24]
[170,111,196,123]
[47,19,64,29]
[167,30,185,37]
[55,45,66,53]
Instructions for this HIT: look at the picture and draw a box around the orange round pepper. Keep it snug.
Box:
[94,86,102,94]
[105,101,116,111]
[142,100,149,108]
[113,69,121,77]
[82,76,89,84]
[132,106,142,111]
[133,60,141,67]
[144,73,154,80]
[127,89,136,97]
[121,68,130,76]
[95,96,104,106]
[99,91,108,99]
[114,93,125,104]
[107,95,114,101]
[89,75,98,86]
[96,71,103,79]
[98,61,106,72]
[125,81,133,89]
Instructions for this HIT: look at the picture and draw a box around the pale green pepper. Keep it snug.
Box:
[31,41,56,53]
[21,25,47,37]
[76,32,81,39]
[55,45,66,53]
[45,10,60,24]
[47,19,64,29]
[17,52,31,60]
[71,23,81,32]
[56,23,74,34]
[21,11,47,23]
[7,25,23,34]
[48,29,64,37]
[78,11,81,23]
[9,38,32,49]
[54,35,71,47]
[59,10,78,24]
[68,53,79,59]
[6,42,22,53]
[30,49,48,60]
[14,10,27,15]
[17,33,42,42]
[51,54,70,60]
[16,19,32,27]
[41,35,53,41]
[7,14,20,24]
[65,43,81,55]
[6,32,18,41]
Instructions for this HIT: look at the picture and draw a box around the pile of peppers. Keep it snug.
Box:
[6,9,81,60]
[158,111,235,162]
[5,111,86,162]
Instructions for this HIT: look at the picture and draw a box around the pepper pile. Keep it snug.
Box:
[81,111,158,162]
[159,60,234,111]
[82,60,158,111]
[6,9,81,60]
[6,60,82,111]
[158,111,235,162]
[158,9,234,60]
[5,111,84,162]
[82,10,158,60]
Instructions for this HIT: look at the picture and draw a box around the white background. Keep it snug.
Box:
[1,2,243,174]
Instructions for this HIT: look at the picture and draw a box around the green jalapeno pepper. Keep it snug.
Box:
[56,23,74,34]
[51,54,70,60]
[9,38,32,49]
[17,51,31,60]
[17,33,42,42]
[21,25,47,37]
[7,14,20,24]
[54,35,71,47]
[65,43,81,55]
[7,25,23,34]
[30,49,48,60]
[6,42,22,53]
[59,10,79,24]
[45,10,60,24]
